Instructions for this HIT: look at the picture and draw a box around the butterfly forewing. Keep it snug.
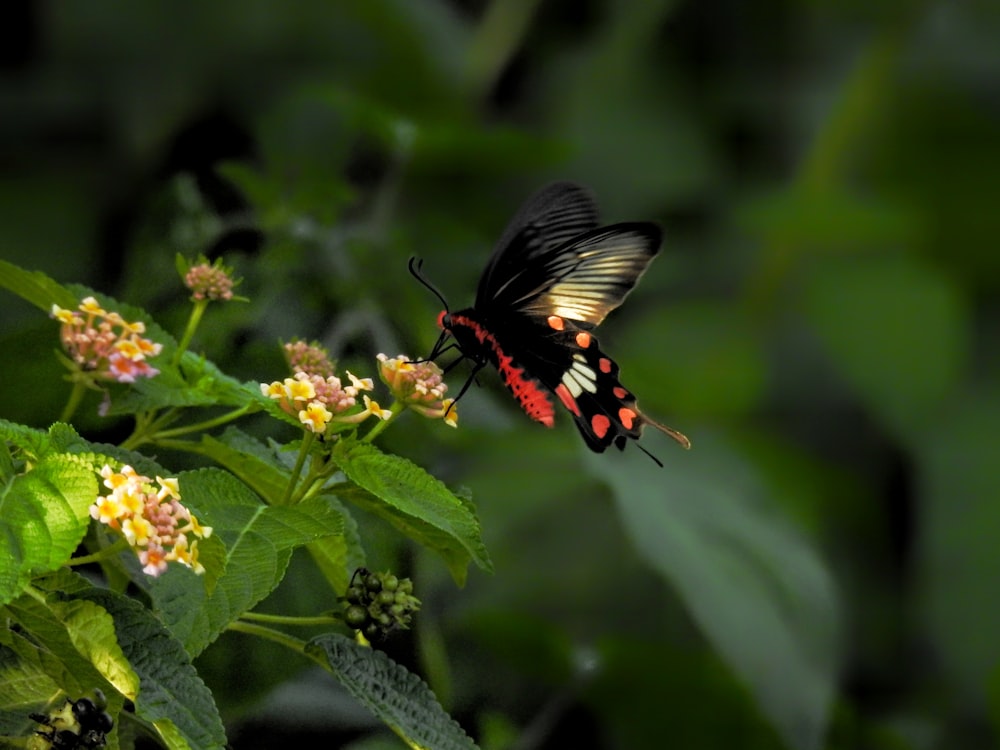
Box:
[476,182,599,306]
[508,223,661,328]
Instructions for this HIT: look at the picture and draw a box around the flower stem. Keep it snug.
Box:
[59,379,89,423]
[69,538,131,567]
[280,432,316,505]
[173,299,209,368]
[226,620,308,654]
[150,404,256,441]
[241,611,342,627]
[121,408,182,451]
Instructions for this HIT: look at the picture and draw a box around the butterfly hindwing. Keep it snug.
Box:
[516,323,644,452]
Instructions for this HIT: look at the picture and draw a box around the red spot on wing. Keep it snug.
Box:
[618,407,637,429]
[591,414,611,439]
[547,315,565,331]
[598,358,613,374]
[575,331,591,348]
[613,386,628,399]
[555,383,581,416]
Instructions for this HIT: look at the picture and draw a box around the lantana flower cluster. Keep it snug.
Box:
[377,354,458,427]
[260,341,390,435]
[51,297,162,383]
[183,258,237,302]
[90,465,212,577]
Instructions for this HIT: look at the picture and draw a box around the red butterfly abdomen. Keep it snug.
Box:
[445,312,556,427]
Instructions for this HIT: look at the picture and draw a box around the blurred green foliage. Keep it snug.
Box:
[1,0,999,748]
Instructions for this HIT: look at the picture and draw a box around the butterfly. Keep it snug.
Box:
[411,181,690,465]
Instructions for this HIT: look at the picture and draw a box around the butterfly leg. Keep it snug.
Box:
[448,360,486,406]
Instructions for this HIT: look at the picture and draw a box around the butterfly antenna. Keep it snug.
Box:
[634,442,665,468]
[408,256,451,313]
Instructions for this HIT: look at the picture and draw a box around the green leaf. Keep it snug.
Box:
[333,440,492,585]
[916,387,1000,706]
[0,419,50,462]
[801,255,969,442]
[193,428,293,504]
[306,633,477,750]
[306,495,366,595]
[143,468,345,656]
[0,259,77,312]
[3,587,120,703]
[189,431,366,594]
[0,454,97,605]
[59,597,141,699]
[78,587,227,750]
[105,352,256,415]
[587,438,840,750]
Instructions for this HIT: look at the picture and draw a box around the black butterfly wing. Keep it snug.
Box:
[497,223,662,330]
[510,322,691,453]
[476,183,662,331]
[475,182,599,307]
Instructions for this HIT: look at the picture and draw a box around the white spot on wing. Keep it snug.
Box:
[562,359,598,395]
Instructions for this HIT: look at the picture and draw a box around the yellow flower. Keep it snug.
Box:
[286,376,316,402]
[299,401,333,433]
[122,515,152,546]
[261,381,286,399]
[363,395,392,421]
[79,297,106,316]
[346,370,374,392]
[156,476,181,502]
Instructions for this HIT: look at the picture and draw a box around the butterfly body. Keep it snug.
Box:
[438,308,558,427]
[421,182,690,459]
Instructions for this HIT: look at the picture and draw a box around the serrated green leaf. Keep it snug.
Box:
[78,588,227,750]
[307,633,477,750]
[105,352,255,416]
[587,439,840,750]
[143,469,345,655]
[333,441,492,585]
[59,598,140,699]
[193,428,292,504]
[0,419,50,461]
[3,582,118,703]
[0,442,13,482]
[0,259,77,312]
[0,455,97,605]
[0,639,61,711]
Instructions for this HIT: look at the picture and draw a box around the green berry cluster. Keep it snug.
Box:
[341,568,421,640]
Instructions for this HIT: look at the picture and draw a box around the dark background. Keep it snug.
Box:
[2,1,999,748]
